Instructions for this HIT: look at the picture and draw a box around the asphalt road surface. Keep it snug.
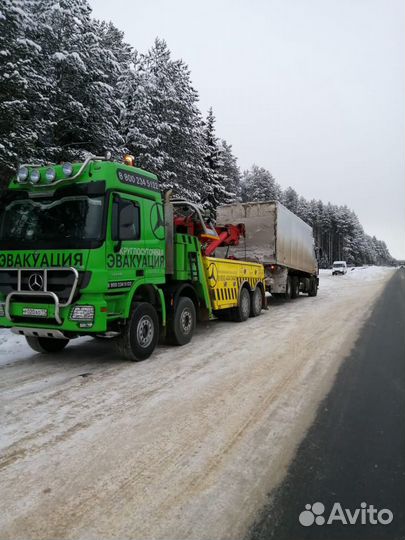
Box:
[249,269,405,540]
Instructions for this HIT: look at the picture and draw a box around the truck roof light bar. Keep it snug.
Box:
[17,166,29,183]
[19,154,110,189]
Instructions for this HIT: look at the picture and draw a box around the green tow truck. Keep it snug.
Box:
[0,154,265,360]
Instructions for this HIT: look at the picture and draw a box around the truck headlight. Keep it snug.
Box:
[62,162,73,177]
[45,167,56,182]
[17,166,29,183]
[70,305,95,321]
[29,169,41,184]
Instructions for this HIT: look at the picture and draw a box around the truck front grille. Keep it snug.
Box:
[0,269,90,304]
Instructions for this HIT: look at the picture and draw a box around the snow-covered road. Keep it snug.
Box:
[0,267,395,540]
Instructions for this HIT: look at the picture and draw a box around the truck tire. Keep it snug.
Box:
[26,336,69,353]
[308,277,318,297]
[115,302,159,361]
[283,276,292,300]
[167,296,196,346]
[233,287,251,322]
[291,276,300,298]
[250,287,262,317]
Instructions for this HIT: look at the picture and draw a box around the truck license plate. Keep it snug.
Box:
[22,308,48,317]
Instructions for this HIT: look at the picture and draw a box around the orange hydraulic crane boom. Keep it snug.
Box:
[203,223,245,256]
[171,199,245,257]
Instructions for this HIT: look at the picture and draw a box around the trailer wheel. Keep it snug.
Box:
[233,287,251,322]
[167,296,196,346]
[283,276,292,300]
[250,287,262,317]
[308,277,318,297]
[115,302,159,361]
[291,276,300,298]
[26,336,69,353]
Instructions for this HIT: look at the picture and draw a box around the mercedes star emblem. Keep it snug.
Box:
[150,203,165,240]
[207,263,218,287]
[28,273,44,292]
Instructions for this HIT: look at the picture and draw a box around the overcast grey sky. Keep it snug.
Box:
[90,0,405,259]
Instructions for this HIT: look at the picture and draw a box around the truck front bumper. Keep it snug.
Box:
[0,294,108,336]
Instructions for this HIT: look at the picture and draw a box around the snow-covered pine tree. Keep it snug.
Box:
[167,54,207,200]
[217,139,241,202]
[84,18,133,156]
[0,0,50,181]
[30,0,92,161]
[119,51,161,171]
[296,196,309,222]
[200,107,230,218]
[122,39,206,200]
[282,186,299,215]
[31,0,127,162]
[241,165,282,202]
[370,236,394,266]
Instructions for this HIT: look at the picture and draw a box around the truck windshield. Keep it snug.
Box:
[0,195,104,250]
[333,263,345,268]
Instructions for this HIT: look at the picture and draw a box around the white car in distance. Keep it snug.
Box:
[332,261,348,275]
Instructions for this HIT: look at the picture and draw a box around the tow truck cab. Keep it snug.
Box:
[0,157,172,352]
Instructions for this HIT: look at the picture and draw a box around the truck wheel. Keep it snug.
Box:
[250,287,262,317]
[116,302,159,361]
[167,296,196,346]
[291,276,300,298]
[284,276,292,300]
[308,277,318,297]
[26,336,69,353]
[233,287,251,322]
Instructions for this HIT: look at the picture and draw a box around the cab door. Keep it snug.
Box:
[108,193,144,289]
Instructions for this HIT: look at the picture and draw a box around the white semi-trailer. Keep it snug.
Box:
[216,201,319,299]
